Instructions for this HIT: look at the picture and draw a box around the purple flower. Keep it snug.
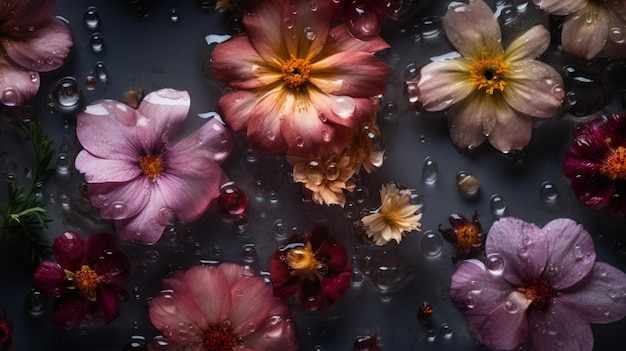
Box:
[0,0,73,106]
[563,114,626,216]
[75,89,234,244]
[449,217,626,350]
[33,232,130,331]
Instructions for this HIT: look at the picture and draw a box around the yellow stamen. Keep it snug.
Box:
[65,265,100,302]
[138,154,164,180]
[286,242,324,280]
[469,49,509,95]
[281,55,311,90]
[601,145,626,180]
[456,224,480,249]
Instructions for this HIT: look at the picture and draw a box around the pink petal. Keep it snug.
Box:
[136,89,190,148]
[242,0,289,62]
[477,291,531,350]
[2,16,72,72]
[446,93,489,149]
[486,218,548,287]
[561,6,609,59]
[51,231,85,270]
[97,288,120,324]
[229,277,273,335]
[113,186,168,244]
[527,302,593,351]
[280,0,332,60]
[75,150,141,184]
[84,232,116,258]
[148,290,208,343]
[0,0,55,30]
[218,263,248,287]
[33,261,66,297]
[181,266,231,325]
[244,313,299,351]
[217,90,258,131]
[51,295,89,331]
[532,0,586,15]
[310,51,389,97]
[324,24,390,53]
[0,55,39,106]
[162,270,185,291]
[86,177,151,220]
[306,89,376,129]
[503,60,564,118]
[168,118,234,165]
[246,89,289,152]
[417,58,474,111]
[504,25,551,62]
[487,103,533,152]
[541,218,595,290]
[211,36,281,90]
[442,0,503,57]
[559,262,626,323]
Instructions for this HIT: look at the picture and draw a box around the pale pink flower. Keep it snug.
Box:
[416,0,564,152]
[149,264,299,351]
[533,0,626,59]
[75,89,234,244]
[450,217,626,351]
[0,0,73,106]
[211,0,390,156]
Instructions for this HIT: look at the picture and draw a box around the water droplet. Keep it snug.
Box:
[353,334,380,351]
[84,6,100,29]
[273,219,287,239]
[381,101,398,120]
[0,88,18,106]
[403,63,420,81]
[503,297,520,313]
[212,245,222,257]
[304,26,316,40]
[421,230,443,258]
[331,96,356,118]
[111,201,128,217]
[486,253,504,274]
[551,83,565,100]
[218,182,249,216]
[421,156,438,184]
[439,323,454,339]
[405,81,419,103]
[456,171,480,199]
[25,289,46,316]
[169,8,180,22]
[59,193,71,209]
[132,287,141,299]
[144,249,160,261]
[55,153,71,175]
[156,207,176,226]
[425,328,437,342]
[609,27,626,43]
[499,6,517,25]
[253,179,268,197]
[465,295,475,309]
[53,77,81,107]
[346,1,380,41]
[295,135,304,147]
[351,270,364,286]
[309,0,318,11]
[85,75,96,90]
[240,244,257,262]
[490,194,507,216]
[90,32,105,52]
[572,244,584,259]
[95,61,108,81]
[353,186,369,204]
[419,17,441,36]
[540,181,558,202]
[234,214,249,234]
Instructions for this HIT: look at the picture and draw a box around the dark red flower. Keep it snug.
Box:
[0,310,12,350]
[33,231,130,331]
[563,114,626,216]
[269,226,352,311]
[439,212,485,262]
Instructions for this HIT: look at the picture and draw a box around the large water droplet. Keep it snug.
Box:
[381,101,398,120]
[540,181,558,202]
[157,207,176,226]
[486,253,504,275]
[95,61,108,81]
[421,230,443,258]
[346,2,380,41]
[1,88,18,106]
[425,328,437,342]
[90,32,105,52]
[419,17,441,36]
[456,171,480,199]
[53,77,81,107]
[84,6,101,29]
[490,194,507,216]
[421,156,438,184]
[169,8,180,22]
[304,26,316,40]
[331,96,356,118]
[439,323,454,339]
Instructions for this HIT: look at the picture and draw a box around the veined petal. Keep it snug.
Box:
[487,102,533,152]
[217,90,260,131]
[0,55,39,106]
[442,0,502,58]
[417,58,473,111]
[51,231,85,270]
[242,0,290,62]
[446,93,489,149]
[51,295,89,331]
[86,177,151,220]
[246,89,290,152]
[477,291,531,350]
[527,303,593,351]
[281,0,332,60]
[321,24,390,56]
[33,261,66,297]
[532,0,587,16]
[137,89,191,148]
[0,0,55,30]
[229,277,273,336]
[169,118,234,164]
[181,266,231,325]
[504,25,550,62]
[306,89,376,129]
[211,36,282,90]
[562,5,609,59]
[75,151,141,184]
[2,16,72,72]
[113,187,168,244]
[218,263,248,287]
[309,51,389,97]
[148,290,208,343]
[503,60,564,118]
[97,289,120,324]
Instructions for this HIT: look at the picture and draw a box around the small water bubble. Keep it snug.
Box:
[421,230,443,258]
[234,214,249,234]
[169,8,180,22]
[95,61,108,81]
[253,179,268,197]
[421,156,438,184]
[85,75,96,90]
[499,6,517,25]
[503,297,520,313]
[304,26,316,40]
[124,335,147,350]
[59,193,71,209]
[403,63,420,81]
[84,6,100,29]
[53,77,81,107]
[490,194,507,216]
[425,328,437,342]
[25,289,46,316]
[351,270,364,286]
[465,295,475,309]
[419,17,441,36]
[486,253,504,274]
[55,153,71,174]
[439,323,454,339]
[273,219,287,239]
[381,102,398,120]
[268,190,279,202]
[90,32,105,52]
[240,244,257,262]
[540,181,558,202]
[565,90,577,107]
[572,244,584,259]
[212,245,222,257]
[353,186,369,204]
[405,82,419,103]
[309,0,318,11]
[144,249,160,261]
[132,287,141,299]
[609,27,626,43]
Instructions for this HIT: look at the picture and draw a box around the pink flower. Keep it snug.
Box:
[449,217,626,351]
[211,0,390,156]
[75,89,234,244]
[563,114,626,216]
[533,0,626,59]
[0,0,73,106]
[415,0,564,152]
[33,232,130,331]
[148,264,298,351]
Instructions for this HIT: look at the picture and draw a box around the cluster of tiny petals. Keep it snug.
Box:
[600,145,626,180]
[469,49,510,95]
[138,154,164,180]
[202,324,236,350]
[281,55,312,90]
[285,242,324,281]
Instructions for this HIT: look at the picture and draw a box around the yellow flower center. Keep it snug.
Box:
[601,145,626,180]
[456,224,480,249]
[286,242,324,280]
[202,324,237,349]
[65,265,99,302]
[138,154,164,180]
[469,49,509,95]
[281,55,311,90]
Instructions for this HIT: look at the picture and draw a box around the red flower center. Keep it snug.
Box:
[286,242,325,281]
[455,223,481,249]
[281,55,311,90]
[138,154,164,180]
[601,145,626,180]
[202,324,236,350]
[516,278,555,311]
[65,265,100,302]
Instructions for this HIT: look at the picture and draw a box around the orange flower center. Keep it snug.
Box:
[202,325,236,350]
[469,49,509,95]
[516,278,555,311]
[600,145,626,180]
[65,265,99,302]
[138,154,164,180]
[286,242,325,280]
[281,55,311,90]
[456,224,480,249]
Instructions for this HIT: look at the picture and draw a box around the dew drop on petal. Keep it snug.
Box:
[304,26,316,40]
[111,201,128,217]
[490,194,507,216]
[346,2,380,41]
[405,82,419,103]
[157,207,176,226]
[421,230,443,258]
[1,88,18,106]
[486,253,504,275]
[465,295,475,309]
[571,244,584,260]
[609,27,626,43]
[331,96,356,118]
[421,156,438,184]
[84,6,100,29]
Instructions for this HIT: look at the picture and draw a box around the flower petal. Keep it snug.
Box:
[51,295,89,331]
[75,150,141,184]
[559,262,626,323]
[503,60,564,118]
[137,89,190,149]
[442,0,502,57]
[97,288,120,324]
[168,117,234,165]
[527,302,593,351]
[486,217,548,287]
[86,177,151,220]
[242,0,290,62]
[281,0,332,60]
[51,231,85,270]
[218,263,248,287]
[246,89,290,152]
[477,291,531,350]
[181,266,231,325]
[112,187,167,244]
[87,233,130,281]
[487,103,533,152]
[0,0,55,30]
[531,0,586,16]
[417,58,474,111]
[33,261,66,297]
[0,55,39,106]
[541,218,595,290]
[243,311,299,351]
[561,6,609,59]
[229,277,273,335]
[217,90,258,131]
[323,24,390,54]
[504,25,551,62]
[446,93,489,149]
[148,290,208,343]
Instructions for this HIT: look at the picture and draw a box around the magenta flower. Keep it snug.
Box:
[449,217,626,351]
[0,310,12,349]
[564,114,626,216]
[269,226,352,311]
[33,231,130,331]
[0,0,73,106]
[75,88,234,244]
[148,263,299,351]
[211,0,390,156]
